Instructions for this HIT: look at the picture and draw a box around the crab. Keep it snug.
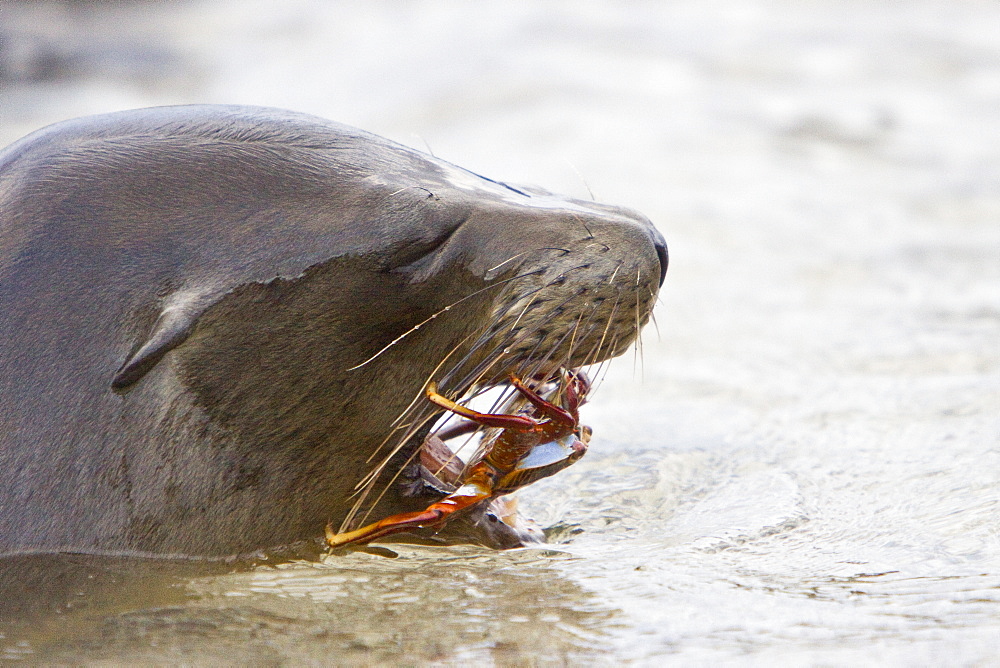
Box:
[325,368,591,548]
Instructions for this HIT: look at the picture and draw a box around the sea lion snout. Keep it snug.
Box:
[421,198,664,392]
[575,202,668,288]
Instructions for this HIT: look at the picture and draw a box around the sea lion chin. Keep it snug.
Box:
[0,105,667,558]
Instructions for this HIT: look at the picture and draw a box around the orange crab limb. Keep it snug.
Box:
[425,382,538,431]
[508,374,575,426]
[325,478,491,548]
[326,371,591,549]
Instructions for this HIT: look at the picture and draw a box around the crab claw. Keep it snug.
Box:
[494,426,590,494]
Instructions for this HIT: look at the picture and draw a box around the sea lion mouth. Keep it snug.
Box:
[331,366,590,550]
[337,235,660,547]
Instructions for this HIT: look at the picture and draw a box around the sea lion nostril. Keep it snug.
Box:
[654,236,669,287]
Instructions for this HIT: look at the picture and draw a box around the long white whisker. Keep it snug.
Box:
[347,270,542,371]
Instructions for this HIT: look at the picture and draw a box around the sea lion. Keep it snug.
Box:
[0,105,667,557]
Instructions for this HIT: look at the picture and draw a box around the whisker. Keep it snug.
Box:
[554,306,606,376]
[434,288,553,390]
[607,260,623,286]
[440,329,523,394]
[634,268,644,381]
[385,331,479,431]
[522,315,586,381]
[341,408,440,531]
[388,185,437,199]
[347,269,543,372]
[440,288,577,393]
[347,322,518,525]
[564,159,595,201]
[587,333,621,397]
[359,329,482,478]
[347,290,569,527]
[590,290,624,367]
[487,251,531,275]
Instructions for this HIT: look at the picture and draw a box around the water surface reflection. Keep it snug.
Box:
[1,547,616,664]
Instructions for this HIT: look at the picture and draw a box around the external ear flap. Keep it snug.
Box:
[112,299,206,391]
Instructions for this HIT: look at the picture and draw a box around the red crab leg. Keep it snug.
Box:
[426,383,539,431]
[562,368,591,414]
[432,419,481,442]
[507,374,576,426]
[325,478,492,548]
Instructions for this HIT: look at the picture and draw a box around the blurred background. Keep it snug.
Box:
[1,0,998,663]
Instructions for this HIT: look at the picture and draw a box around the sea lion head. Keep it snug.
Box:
[330,147,668,543]
[0,105,665,556]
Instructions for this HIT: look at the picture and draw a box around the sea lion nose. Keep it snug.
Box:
[651,227,668,287]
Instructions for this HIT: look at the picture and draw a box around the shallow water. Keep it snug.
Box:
[1,0,998,663]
